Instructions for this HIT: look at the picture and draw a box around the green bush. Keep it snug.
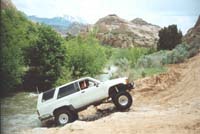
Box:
[136,50,169,68]
[113,47,150,67]
[112,42,199,81]
[137,43,199,68]
[162,44,190,64]
[64,35,107,78]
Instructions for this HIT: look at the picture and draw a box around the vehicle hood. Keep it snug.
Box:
[101,77,128,86]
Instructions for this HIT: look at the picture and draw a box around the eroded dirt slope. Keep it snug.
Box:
[24,53,200,134]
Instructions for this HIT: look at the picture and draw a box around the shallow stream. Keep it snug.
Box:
[1,92,40,134]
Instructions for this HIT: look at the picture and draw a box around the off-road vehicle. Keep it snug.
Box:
[37,77,134,125]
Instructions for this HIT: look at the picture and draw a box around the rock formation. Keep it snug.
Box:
[184,16,200,46]
[93,14,161,48]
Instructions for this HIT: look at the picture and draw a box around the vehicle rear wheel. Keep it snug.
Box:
[55,109,74,125]
[113,92,132,111]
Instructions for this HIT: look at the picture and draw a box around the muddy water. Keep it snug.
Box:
[1,92,41,134]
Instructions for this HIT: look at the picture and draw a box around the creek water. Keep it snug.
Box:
[1,92,41,134]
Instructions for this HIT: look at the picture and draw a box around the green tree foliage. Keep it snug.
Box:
[64,34,107,78]
[24,25,66,91]
[137,43,200,68]
[158,25,182,50]
[65,33,75,41]
[0,8,34,95]
[113,47,151,67]
[0,7,111,94]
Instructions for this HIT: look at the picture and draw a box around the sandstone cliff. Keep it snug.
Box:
[184,16,200,46]
[93,14,161,48]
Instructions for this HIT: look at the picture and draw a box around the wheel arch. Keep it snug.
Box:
[53,105,75,116]
[108,83,126,97]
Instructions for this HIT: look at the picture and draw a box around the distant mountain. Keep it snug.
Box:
[88,14,161,48]
[27,15,87,36]
[66,23,88,36]
[28,16,71,27]
[63,15,87,24]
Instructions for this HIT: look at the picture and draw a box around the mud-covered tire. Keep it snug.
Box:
[113,92,132,111]
[55,109,74,125]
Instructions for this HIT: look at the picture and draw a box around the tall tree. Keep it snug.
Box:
[65,34,107,78]
[157,25,182,50]
[0,8,30,95]
[24,25,66,91]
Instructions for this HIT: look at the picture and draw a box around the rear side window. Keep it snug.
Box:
[42,89,55,102]
[57,84,78,99]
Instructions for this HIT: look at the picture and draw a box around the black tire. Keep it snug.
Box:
[113,92,132,111]
[72,112,79,121]
[55,109,74,125]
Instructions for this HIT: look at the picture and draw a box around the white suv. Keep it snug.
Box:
[37,77,134,125]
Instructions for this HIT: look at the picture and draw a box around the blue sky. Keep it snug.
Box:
[12,0,200,34]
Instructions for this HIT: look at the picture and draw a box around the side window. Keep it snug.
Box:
[74,82,80,91]
[42,89,55,102]
[79,80,89,90]
[57,84,78,99]
[79,79,96,90]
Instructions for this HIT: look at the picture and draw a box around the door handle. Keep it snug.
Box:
[81,90,85,93]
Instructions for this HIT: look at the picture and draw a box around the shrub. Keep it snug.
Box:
[162,44,190,64]
[113,47,150,67]
[136,50,169,68]
[113,42,199,81]
[158,25,182,50]
[137,43,197,68]
[64,35,107,78]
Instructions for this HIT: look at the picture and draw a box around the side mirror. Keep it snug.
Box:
[95,83,99,87]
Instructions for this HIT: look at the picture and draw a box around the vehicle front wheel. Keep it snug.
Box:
[113,92,132,111]
[55,109,74,125]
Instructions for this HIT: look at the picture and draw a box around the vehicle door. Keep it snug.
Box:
[78,79,105,105]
